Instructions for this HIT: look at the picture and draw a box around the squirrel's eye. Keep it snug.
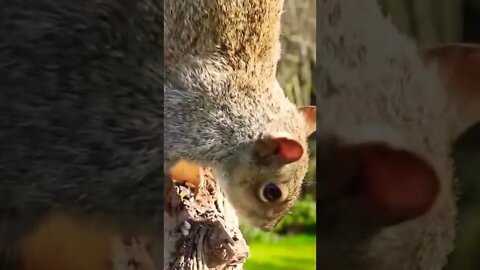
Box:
[261,182,282,203]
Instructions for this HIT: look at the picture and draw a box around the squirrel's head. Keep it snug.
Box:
[214,106,316,230]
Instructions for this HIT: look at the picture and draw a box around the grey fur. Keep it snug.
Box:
[0,0,164,267]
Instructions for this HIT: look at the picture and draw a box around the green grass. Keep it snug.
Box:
[244,234,316,270]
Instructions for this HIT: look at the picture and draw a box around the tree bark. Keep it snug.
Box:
[162,167,249,270]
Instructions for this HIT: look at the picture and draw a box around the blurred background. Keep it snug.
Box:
[244,0,480,269]
[243,0,317,269]
[376,0,480,269]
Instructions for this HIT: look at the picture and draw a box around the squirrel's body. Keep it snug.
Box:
[0,0,164,266]
[164,0,316,230]
[317,1,462,269]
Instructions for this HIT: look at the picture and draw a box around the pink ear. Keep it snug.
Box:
[354,143,440,226]
[275,137,304,164]
[298,106,317,135]
[255,136,304,165]
[423,43,480,138]
[423,43,480,94]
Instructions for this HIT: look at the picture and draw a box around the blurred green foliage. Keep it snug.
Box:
[240,196,316,244]
[274,196,316,235]
[241,197,316,269]
[244,234,316,270]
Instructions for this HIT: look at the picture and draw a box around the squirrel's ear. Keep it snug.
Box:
[359,144,440,225]
[422,43,480,137]
[254,136,304,165]
[422,43,480,89]
[298,106,316,136]
[319,143,440,226]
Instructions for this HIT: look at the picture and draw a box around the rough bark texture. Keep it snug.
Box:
[163,167,249,270]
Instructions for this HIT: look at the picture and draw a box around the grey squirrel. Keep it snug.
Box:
[164,0,316,230]
[316,1,479,270]
[0,0,316,267]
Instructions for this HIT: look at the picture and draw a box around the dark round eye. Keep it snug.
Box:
[261,182,282,202]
